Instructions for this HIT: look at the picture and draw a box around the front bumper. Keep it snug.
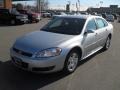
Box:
[10,49,65,73]
[17,18,28,24]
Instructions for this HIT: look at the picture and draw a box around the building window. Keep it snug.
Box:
[0,0,4,8]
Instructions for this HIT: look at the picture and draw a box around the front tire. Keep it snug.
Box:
[35,20,39,23]
[10,19,16,25]
[63,50,80,74]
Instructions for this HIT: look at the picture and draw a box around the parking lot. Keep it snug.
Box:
[0,19,120,90]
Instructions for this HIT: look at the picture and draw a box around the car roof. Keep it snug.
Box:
[58,15,100,20]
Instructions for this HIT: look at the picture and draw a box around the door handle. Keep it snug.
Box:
[95,33,98,36]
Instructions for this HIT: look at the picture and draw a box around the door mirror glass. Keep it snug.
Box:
[87,29,95,33]
[84,29,95,35]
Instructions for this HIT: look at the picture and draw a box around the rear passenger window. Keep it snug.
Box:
[96,18,105,29]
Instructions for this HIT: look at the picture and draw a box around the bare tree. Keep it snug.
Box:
[41,0,48,10]
[16,3,24,10]
[36,0,49,12]
[42,0,49,10]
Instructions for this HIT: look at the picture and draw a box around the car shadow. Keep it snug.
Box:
[78,50,104,67]
[0,24,11,27]
[0,50,104,90]
[0,60,70,90]
[78,50,104,66]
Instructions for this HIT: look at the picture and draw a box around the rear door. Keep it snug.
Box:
[95,18,108,47]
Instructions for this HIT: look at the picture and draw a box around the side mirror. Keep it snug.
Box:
[84,29,95,35]
[87,29,95,33]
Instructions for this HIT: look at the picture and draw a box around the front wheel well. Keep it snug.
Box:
[68,46,82,59]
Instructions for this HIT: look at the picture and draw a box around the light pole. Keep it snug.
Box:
[78,0,80,11]
[100,1,103,7]
[68,0,71,11]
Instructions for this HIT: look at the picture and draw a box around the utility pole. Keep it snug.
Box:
[37,0,42,13]
[78,0,80,11]
[76,2,78,12]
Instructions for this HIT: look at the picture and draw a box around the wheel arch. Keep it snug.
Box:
[66,46,83,60]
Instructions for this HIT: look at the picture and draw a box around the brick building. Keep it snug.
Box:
[0,0,12,9]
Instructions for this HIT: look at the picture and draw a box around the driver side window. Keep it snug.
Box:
[86,19,97,31]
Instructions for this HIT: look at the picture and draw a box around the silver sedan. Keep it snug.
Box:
[10,15,113,73]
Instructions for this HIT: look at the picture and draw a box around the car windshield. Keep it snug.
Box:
[41,17,86,35]
[10,8,20,15]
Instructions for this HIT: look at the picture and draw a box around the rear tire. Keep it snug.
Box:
[63,50,80,74]
[35,20,39,23]
[102,36,111,51]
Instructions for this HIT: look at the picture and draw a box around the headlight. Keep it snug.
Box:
[34,47,62,58]
[16,16,27,19]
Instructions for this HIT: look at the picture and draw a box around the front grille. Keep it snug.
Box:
[13,48,32,57]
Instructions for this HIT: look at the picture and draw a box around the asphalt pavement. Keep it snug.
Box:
[0,19,120,90]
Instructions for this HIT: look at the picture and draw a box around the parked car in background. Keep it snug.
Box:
[118,15,120,22]
[0,8,28,25]
[55,12,67,15]
[10,15,113,73]
[42,12,51,18]
[112,13,118,20]
[106,14,114,22]
[52,12,67,19]
[91,12,97,15]
[96,14,102,17]
[18,9,41,23]
[80,12,89,15]
[52,15,62,20]
[102,13,107,19]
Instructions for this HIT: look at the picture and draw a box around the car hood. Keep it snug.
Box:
[13,31,75,54]
[16,14,28,18]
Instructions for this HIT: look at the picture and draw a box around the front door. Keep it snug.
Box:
[82,18,98,57]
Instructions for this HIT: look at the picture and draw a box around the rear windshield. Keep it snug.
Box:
[41,17,86,35]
